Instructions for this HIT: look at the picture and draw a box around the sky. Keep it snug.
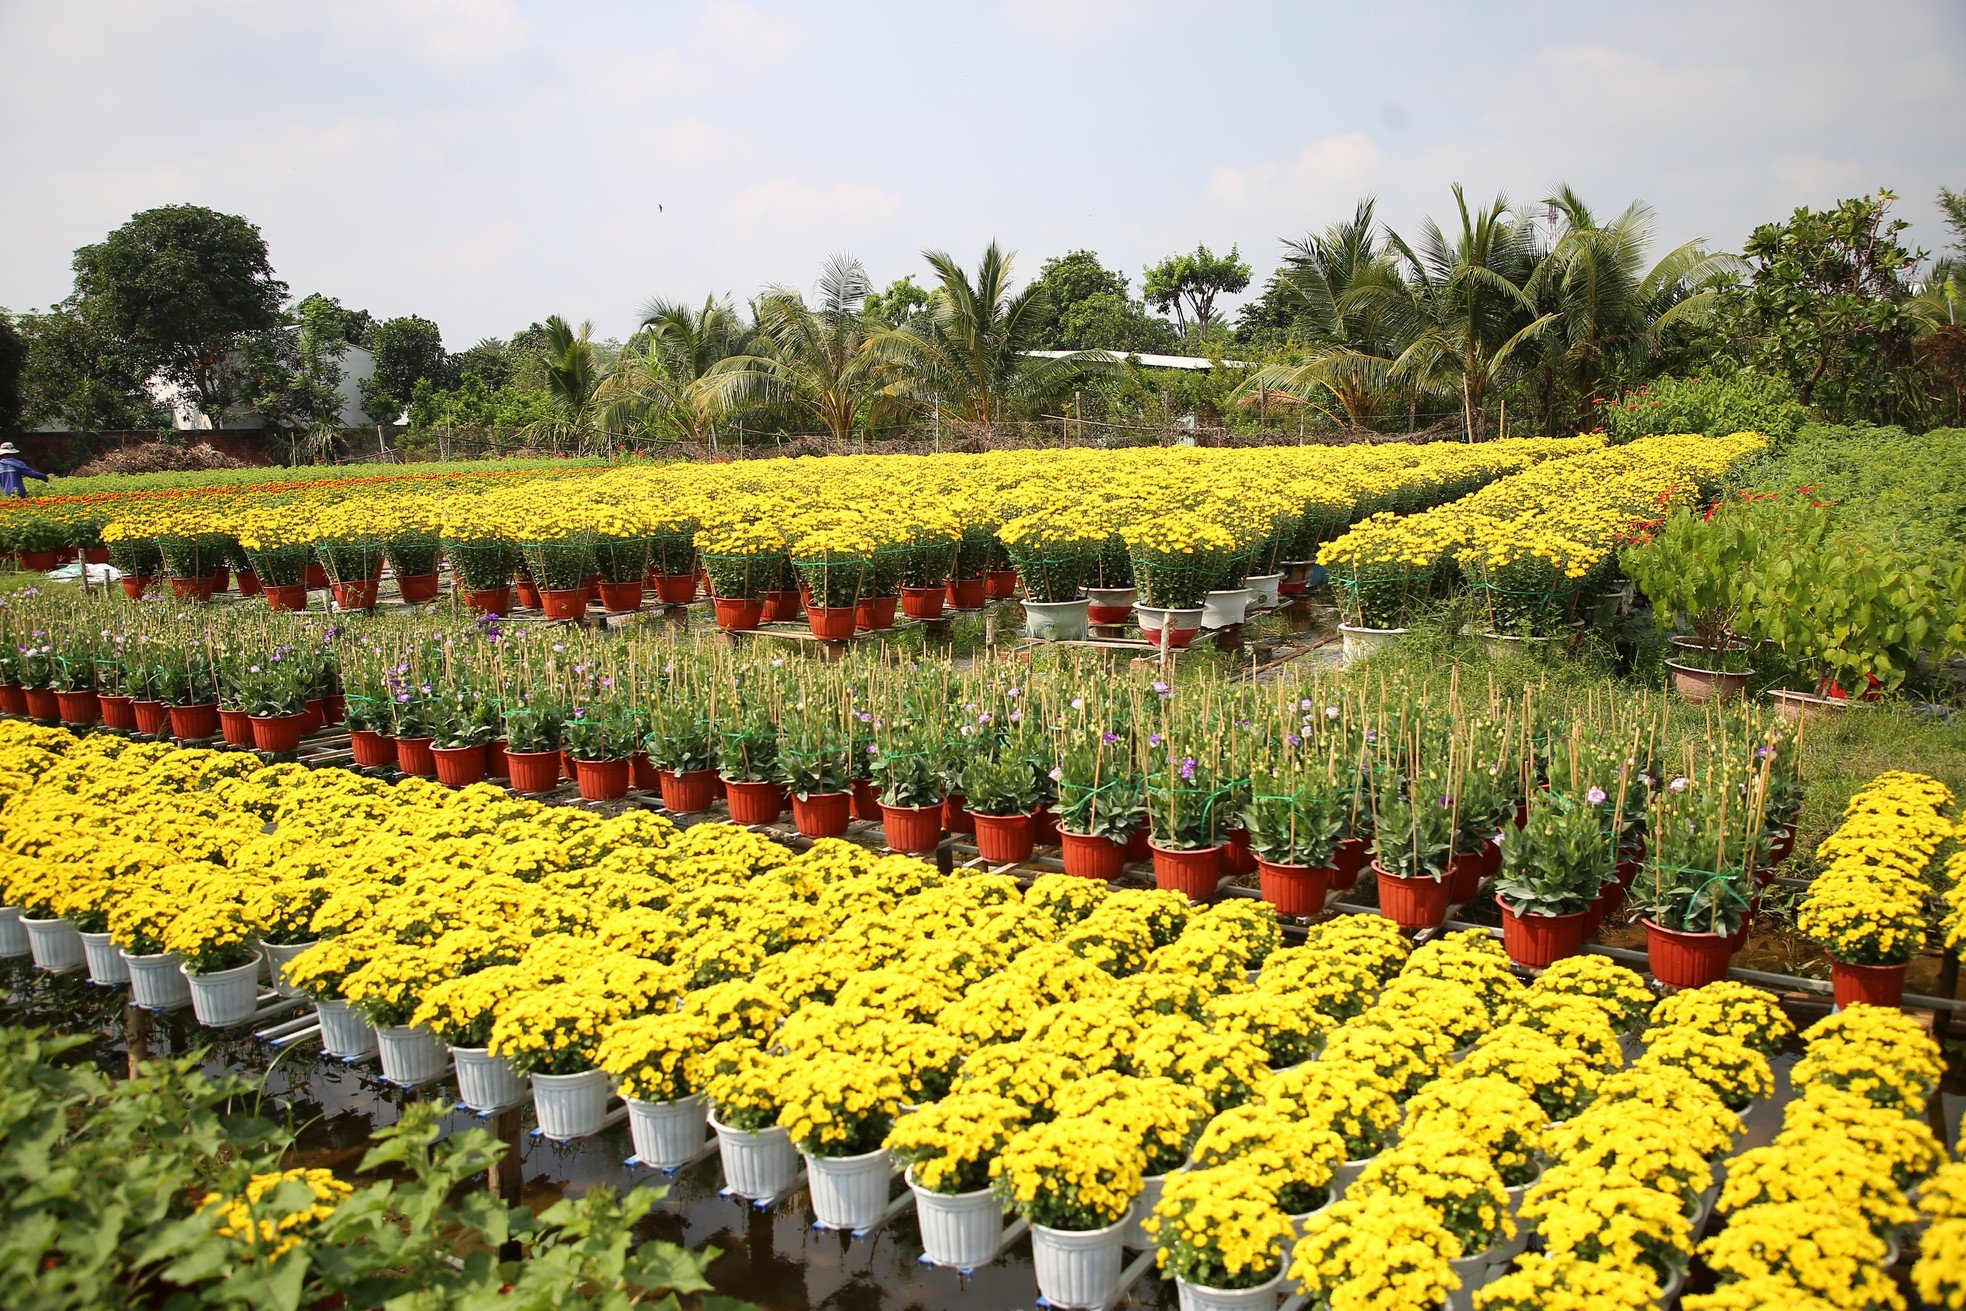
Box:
[2,0,1962,347]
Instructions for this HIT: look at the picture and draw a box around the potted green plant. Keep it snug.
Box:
[501,694,567,794]
[1636,764,1766,989]
[780,700,854,838]
[1494,790,1613,969]
[962,745,1041,865]
[1621,498,1762,703]
[563,691,639,801]
[1368,737,1461,932]
[646,684,718,813]
[718,702,786,824]
[1055,728,1144,881]
[1242,735,1354,916]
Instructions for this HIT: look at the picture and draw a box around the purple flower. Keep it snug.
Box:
[1152,680,1171,697]
[866,744,879,756]
[1285,732,1302,748]
[1586,786,1608,805]
[1008,708,1023,723]
[1438,795,1454,808]
[1148,733,1163,748]
[1101,731,1120,745]
[1325,705,1341,720]
[1070,697,1084,711]
[1178,757,1197,782]
[1048,768,1063,781]
[977,711,994,725]
[1669,776,1690,794]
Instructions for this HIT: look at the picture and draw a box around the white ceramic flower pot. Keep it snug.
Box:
[453,1046,527,1112]
[1284,1198,1336,1294]
[260,939,318,998]
[1339,623,1409,664]
[1327,1155,1372,1201]
[316,997,380,1060]
[627,1092,711,1169]
[712,1112,800,1200]
[1654,1265,1686,1307]
[1031,1220,1126,1310]
[1447,1249,1501,1311]
[1137,605,1205,642]
[805,1146,895,1230]
[376,1024,450,1086]
[1085,587,1138,620]
[21,916,84,971]
[909,1166,1006,1269]
[531,1067,612,1141]
[80,931,130,985]
[1244,573,1284,609]
[1121,1171,1168,1250]
[182,955,263,1029]
[1178,1272,1284,1311]
[1481,632,1556,662]
[1022,597,1091,642]
[123,949,193,1011]
[1202,588,1252,629]
[0,906,28,958]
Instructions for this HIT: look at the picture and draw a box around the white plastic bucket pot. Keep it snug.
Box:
[376,1024,450,1086]
[531,1067,612,1141]
[80,932,130,985]
[1031,1220,1126,1310]
[1328,1156,1372,1201]
[316,997,380,1060]
[123,950,193,1011]
[0,906,28,958]
[1447,1249,1501,1311]
[805,1146,895,1230]
[260,939,318,998]
[627,1092,711,1170]
[21,916,84,971]
[909,1167,1006,1270]
[1121,1172,1168,1250]
[1178,1273,1284,1311]
[183,955,263,1029]
[711,1113,800,1200]
[1022,598,1091,642]
[1338,623,1409,664]
[1244,574,1284,609]
[1136,605,1205,642]
[1201,588,1252,629]
[453,1047,527,1112]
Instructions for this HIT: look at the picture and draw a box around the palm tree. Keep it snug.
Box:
[697,256,887,448]
[875,241,1097,429]
[525,314,608,455]
[594,295,742,449]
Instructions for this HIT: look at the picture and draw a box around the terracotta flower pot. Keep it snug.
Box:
[167,702,219,740]
[540,588,587,620]
[485,739,509,779]
[249,713,310,754]
[1497,897,1593,969]
[900,586,945,619]
[1373,862,1451,931]
[465,586,512,616]
[984,569,1018,599]
[854,594,898,631]
[1125,824,1152,863]
[1222,827,1257,875]
[1831,959,1908,1010]
[131,699,169,736]
[763,588,804,623]
[235,568,261,596]
[652,573,698,604]
[331,579,379,611]
[23,687,58,723]
[597,581,644,614]
[1255,857,1332,917]
[973,812,1036,864]
[851,777,882,822]
[398,573,442,604]
[1643,919,1737,990]
[1,684,30,715]
[658,768,719,814]
[17,550,58,571]
[1033,807,1061,845]
[724,778,787,825]
[304,563,330,590]
[574,757,632,801]
[1665,659,1749,705]
[207,565,231,594]
[1060,831,1125,881]
[713,597,766,631]
[1151,842,1222,902]
[792,791,853,838]
[99,693,137,730]
[394,736,437,778]
[514,580,542,610]
[55,689,102,727]
[350,728,396,768]
[806,606,858,640]
[943,792,975,835]
[881,802,944,854]
[505,749,563,794]
[120,576,154,599]
[631,752,659,791]
[946,577,987,611]
[433,744,488,787]
[1446,849,1486,904]
[169,576,216,602]
[217,707,255,746]
[263,582,309,611]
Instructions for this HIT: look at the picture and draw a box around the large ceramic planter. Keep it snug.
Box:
[1122,1171,1168,1250]
[1339,623,1408,663]
[1769,687,1847,723]
[124,950,193,1010]
[881,802,944,854]
[1023,597,1091,642]
[573,757,632,801]
[806,606,858,640]
[433,744,489,788]
[1244,574,1284,609]
[792,790,853,839]
[0,906,26,958]
[1374,862,1451,931]
[1665,660,1748,705]
[712,1113,801,1200]
[376,1024,450,1086]
[1256,857,1333,917]
[183,955,264,1029]
[1177,1274,1285,1311]
[453,1047,528,1113]
[1137,605,1205,649]
[532,1067,613,1141]
[1202,588,1252,629]
[1831,959,1908,1010]
[1085,587,1138,625]
[657,768,719,814]
[1031,1220,1126,1311]
[505,749,563,795]
[1060,831,1126,881]
[1644,919,1736,989]
[1498,898,1592,969]
[55,689,101,727]
[80,931,130,985]
[316,997,380,1059]
[806,1146,895,1230]
[899,586,945,620]
[723,778,786,825]
[1151,842,1222,902]
[250,713,309,755]
[627,1092,711,1170]
[972,812,1036,864]
[910,1168,1005,1270]
[1446,1250,1501,1311]
[22,916,85,971]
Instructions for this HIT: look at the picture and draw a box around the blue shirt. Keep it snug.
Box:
[0,458,48,497]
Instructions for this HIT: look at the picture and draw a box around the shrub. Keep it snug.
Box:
[73,441,247,476]
[1601,372,1809,448]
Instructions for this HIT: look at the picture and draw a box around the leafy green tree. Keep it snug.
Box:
[70,204,287,423]
[1027,250,1177,353]
[594,295,742,446]
[1143,243,1252,338]
[294,293,374,350]
[1937,186,1966,261]
[359,315,450,426]
[0,315,25,435]
[244,293,358,459]
[526,315,610,454]
[452,338,517,390]
[11,303,167,433]
[865,275,931,330]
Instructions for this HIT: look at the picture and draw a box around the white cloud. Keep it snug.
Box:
[725,180,902,228]
[1000,0,1152,40]
[687,0,808,66]
[1204,133,1385,216]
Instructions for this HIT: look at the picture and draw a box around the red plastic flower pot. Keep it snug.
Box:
[881,802,945,854]
[1497,897,1592,969]
[235,568,262,596]
[249,713,310,755]
[331,579,379,611]
[806,606,858,640]
[763,589,804,623]
[723,778,787,825]
[22,688,59,723]
[943,792,976,835]
[855,595,898,631]
[167,702,219,741]
[1767,826,1796,866]
[99,694,137,731]
[984,569,1018,600]
[304,563,330,590]
[170,576,217,602]
[1033,807,1061,846]
[217,708,254,746]
[465,586,512,617]
[652,573,699,604]
[120,575,153,599]
[631,752,659,791]
[83,547,111,566]
[1373,862,1452,932]
[17,550,58,571]
[505,749,563,794]
[263,583,309,611]
[1151,842,1223,902]
[320,695,345,726]
[973,812,1036,864]
[395,736,437,778]
[433,744,488,788]
[1332,838,1370,880]
[484,739,509,779]
[1060,831,1125,881]
[1831,959,1908,1010]
[597,581,644,614]
[658,768,719,814]
[713,597,765,631]
[1478,838,1504,878]
[1125,824,1152,863]
[0,683,28,715]
[792,791,853,838]
[1223,827,1257,875]
[55,690,101,728]
[899,586,945,620]
[851,777,882,822]
[208,566,232,594]
[574,757,632,801]
[531,587,580,619]
[1255,857,1333,917]
[302,699,327,734]
[131,699,169,736]
[398,573,442,604]
[1446,849,1486,904]
[514,580,542,610]
[1643,919,1737,990]
[1583,878,1627,936]
[349,728,396,768]
[946,577,987,611]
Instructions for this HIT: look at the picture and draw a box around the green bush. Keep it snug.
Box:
[1742,424,1966,552]
[1600,371,1810,447]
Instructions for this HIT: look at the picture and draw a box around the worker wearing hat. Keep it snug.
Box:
[0,443,49,498]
